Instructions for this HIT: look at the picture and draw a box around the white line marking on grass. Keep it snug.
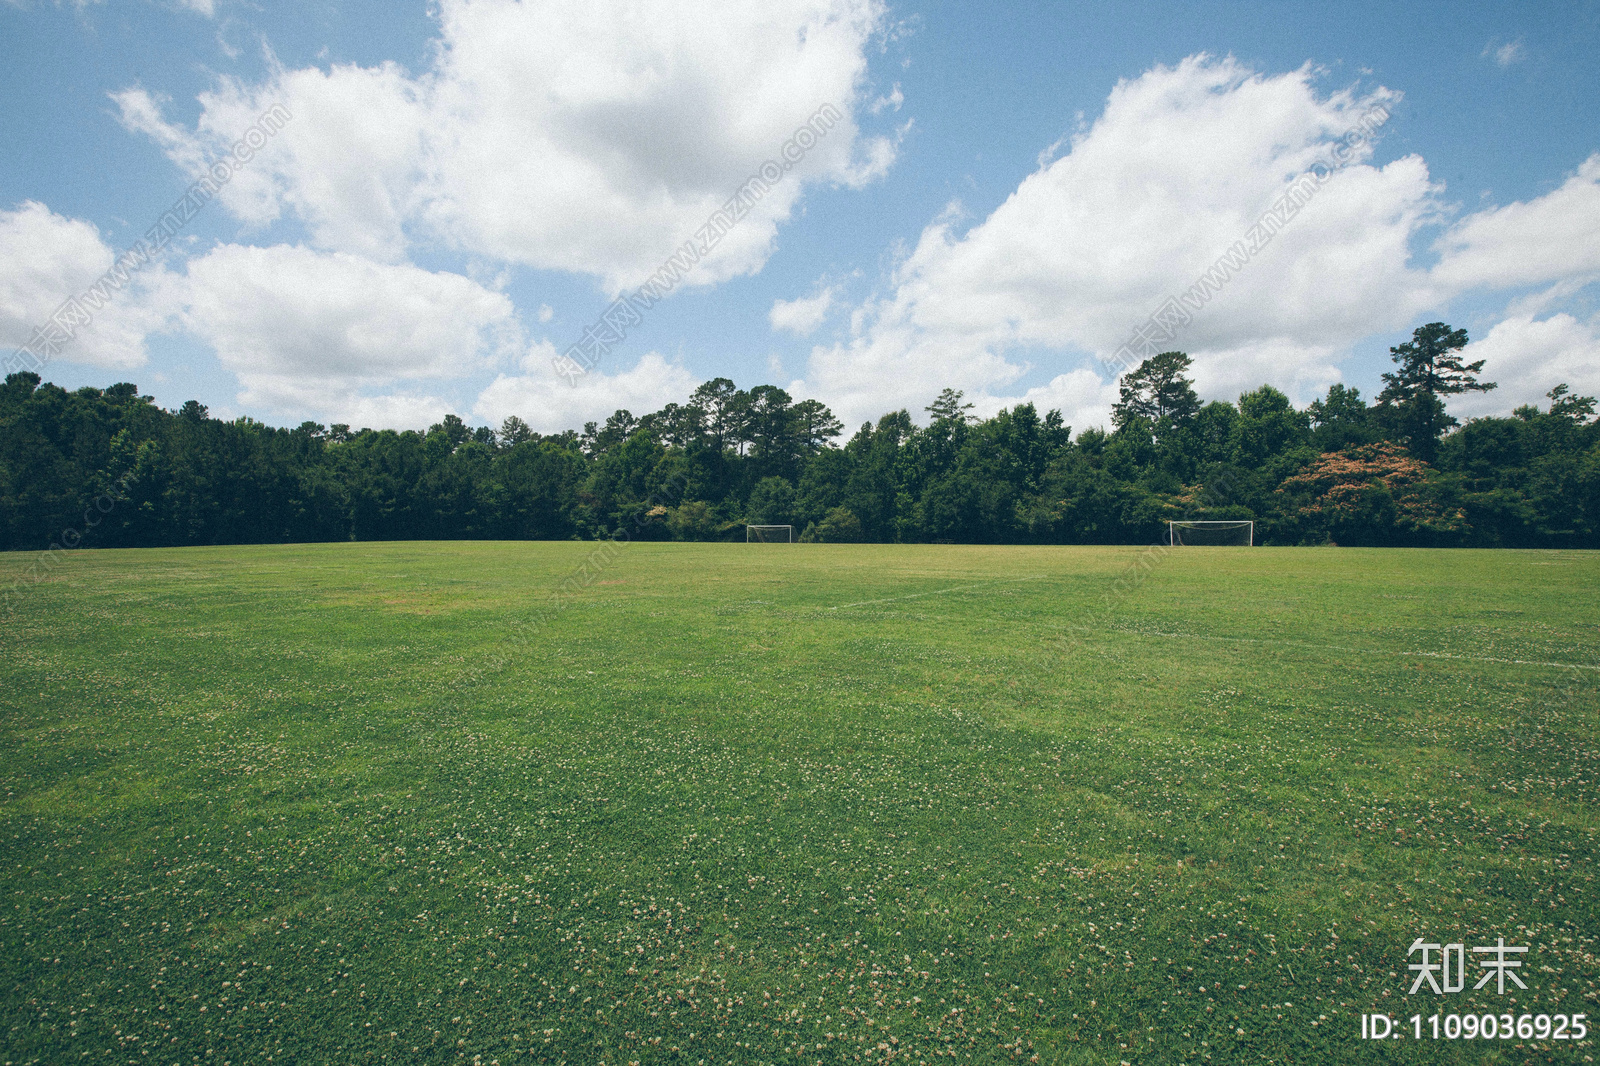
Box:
[828,576,1046,611]
[1394,649,1600,671]
[1062,625,1600,672]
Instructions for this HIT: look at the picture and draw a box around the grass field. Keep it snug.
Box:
[1,541,1597,1065]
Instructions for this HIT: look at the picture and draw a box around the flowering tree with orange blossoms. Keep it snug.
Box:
[1276,441,1467,546]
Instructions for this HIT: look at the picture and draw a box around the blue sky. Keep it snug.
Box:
[3,0,1598,434]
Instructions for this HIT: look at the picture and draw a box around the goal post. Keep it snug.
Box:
[746,524,795,543]
[1168,520,1253,547]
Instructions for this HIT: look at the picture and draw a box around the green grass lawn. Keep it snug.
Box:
[2,542,1596,1065]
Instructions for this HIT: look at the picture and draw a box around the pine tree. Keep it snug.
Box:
[1111,351,1201,432]
[925,388,975,425]
[1377,322,1494,462]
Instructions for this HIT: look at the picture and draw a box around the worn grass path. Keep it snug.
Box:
[1,542,1596,1064]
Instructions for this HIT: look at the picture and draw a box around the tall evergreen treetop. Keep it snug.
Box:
[1378,322,1494,461]
[790,399,843,452]
[926,388,976,425]
[690,377,743,453]
[1111,351,1201,431]
[1546,383,1597,424]
[499,416,534,447]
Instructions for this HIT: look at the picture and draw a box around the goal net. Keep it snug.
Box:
[1168,520,1253,547]
[746,524,795,543]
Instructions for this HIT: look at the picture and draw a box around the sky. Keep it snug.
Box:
[2,0,1598,436]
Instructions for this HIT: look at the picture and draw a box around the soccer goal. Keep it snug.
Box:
[1168,520,1253,547]
[746,524,795,543]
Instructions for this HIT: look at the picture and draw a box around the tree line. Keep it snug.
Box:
[3,323,1597,552]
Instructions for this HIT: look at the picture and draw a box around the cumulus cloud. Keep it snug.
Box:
[1431,154,1600,291]
[116,0,894,293]
[474,349,698,434]
[0,200,174,369]
[770,286,836,335]
[1448,310,1600,420]
[71,41,1600,433]
[790,55,1600,430]
[797,55,1438,427]
[971,367,1122,437]
[325,393,457,431]
[178,243,518,417]
[115,62,428,263]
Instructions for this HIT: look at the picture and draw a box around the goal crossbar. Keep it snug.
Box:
[746,524,795,543]
[1168,520,1253,547]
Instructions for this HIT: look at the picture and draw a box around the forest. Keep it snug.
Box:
[3,324,1598,552]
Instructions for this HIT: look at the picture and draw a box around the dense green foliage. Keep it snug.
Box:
[2,542,1596,1063]
[4,325,1597,552]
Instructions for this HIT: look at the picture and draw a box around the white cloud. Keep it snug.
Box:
[769,286,836,335]
[118,0,894,293]
[474,350,698,434]
[798,55,1436,426]
[0,201,108,343]
[971,367,1121,435]
[793,54,1600,429]
[1181,338,1346,410]
[1431,155,1600,291]
[1448,310,1600,420]
[115,60,429,263]
[178,243,518,417]
[870,83,903,114]
[75,43,1600,431]
[1484,38,1526,67]
[537,303,554,324]
[328,393,456,431]
[0,200,173,370]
